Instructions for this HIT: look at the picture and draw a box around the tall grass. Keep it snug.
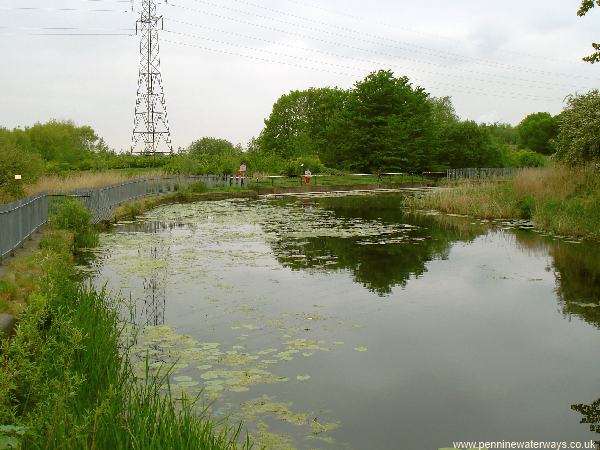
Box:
[405,166,600,239]
[405,180,521,219]
[0,211,248,449]
[24,169,162,196]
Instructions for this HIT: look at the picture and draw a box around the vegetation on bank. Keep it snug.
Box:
[405,166,600,239]
[1,69,559,203]
[0,199,248,449]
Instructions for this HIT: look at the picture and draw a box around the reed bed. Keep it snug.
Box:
[24,169,162,195]
[406,166,600,239]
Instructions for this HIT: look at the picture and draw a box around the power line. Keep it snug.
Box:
[277,0,577,66]
[171,0,598,82]
[165,18,593,93]
[162,37,557,102]
[0,26,133,31]
[0,6,132,13]
[164,28,565,95]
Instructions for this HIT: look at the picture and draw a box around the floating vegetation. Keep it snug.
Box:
[96,195,440,449]
[240,396,308,426]
[354,346,368,352]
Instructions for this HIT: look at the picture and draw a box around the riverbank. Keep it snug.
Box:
[404,166,600,240]
[0,200,248,449]
[112,180,435,220]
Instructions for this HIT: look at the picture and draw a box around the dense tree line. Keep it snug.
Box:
[2,70,597,200]
[253,70,552,173]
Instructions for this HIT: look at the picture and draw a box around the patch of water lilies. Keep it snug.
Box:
[95,195,416,449]
[131,324,346,448]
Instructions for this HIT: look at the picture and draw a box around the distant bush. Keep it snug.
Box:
[282,156,325,177]
[49,198,98,248]
[502,146,548,168]
[0,142,44,199]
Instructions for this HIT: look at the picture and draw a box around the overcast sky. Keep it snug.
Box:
[0,0,599,152]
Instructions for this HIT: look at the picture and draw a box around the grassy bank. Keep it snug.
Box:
[0,201,248,449]
[405,166,600,239]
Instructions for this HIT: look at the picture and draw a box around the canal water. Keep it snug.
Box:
[90,192,600,450]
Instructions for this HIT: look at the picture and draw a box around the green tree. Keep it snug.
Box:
[325,70,435,172]
[578,0,600,63]
[187,137,237,157]
[258,87,347,160]
[24,120,98,169]
[0,141,44,198]
[516,112,558,155]
[437,121,503,168]
[429,96,458,125]
[482,122,518,146]
[554,90,600,165]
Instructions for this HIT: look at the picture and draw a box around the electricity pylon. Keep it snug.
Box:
[130,0,173,155]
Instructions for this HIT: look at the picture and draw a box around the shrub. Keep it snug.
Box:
[49,199,98,248]
[554,90,600,165]
[282,156,325,177]
[502,146,548,168]
[186,181,209,193]
[0,142,44,199]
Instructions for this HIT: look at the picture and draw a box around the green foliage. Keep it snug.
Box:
[0,140,44,199]
[481,123,518,146]
[10,120,100,171]
[257,72,515,173]
[49,199,99,248]
[165,138,244,176]
[429,96,459,124]
[188,137,238,158]
[578,0,600,63]
[324,70,435,172]
[165,153,239,176]
[516,112,558,155]
[436,120,504,169]
[502,146,548,168]
[186,181,209,193]
[408,166,600,239]
[282,156,325,177]
[517,196,535,219]
[258,87,347,160]
[554,90,600,165]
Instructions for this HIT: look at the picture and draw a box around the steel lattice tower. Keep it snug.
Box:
[130,0,173,155]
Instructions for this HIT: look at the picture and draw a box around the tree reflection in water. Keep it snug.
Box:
[265,194,485,295]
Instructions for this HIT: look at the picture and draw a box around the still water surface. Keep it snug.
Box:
[91,193,600,449]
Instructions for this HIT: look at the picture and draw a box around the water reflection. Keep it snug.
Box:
[117,220,173,327]
[265,195,485,296]
[571,399,600,447]
[510,230,600,329]
[90,193,600,448]
[140,244,167,327]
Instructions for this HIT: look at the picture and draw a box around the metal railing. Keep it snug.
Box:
[446,168,520,179]
[0,174,246,261]
[0,193,48,260]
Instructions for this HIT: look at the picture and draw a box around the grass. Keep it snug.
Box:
[24,169,162,196]
[0,205,249,449]
[405,166,600,239]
